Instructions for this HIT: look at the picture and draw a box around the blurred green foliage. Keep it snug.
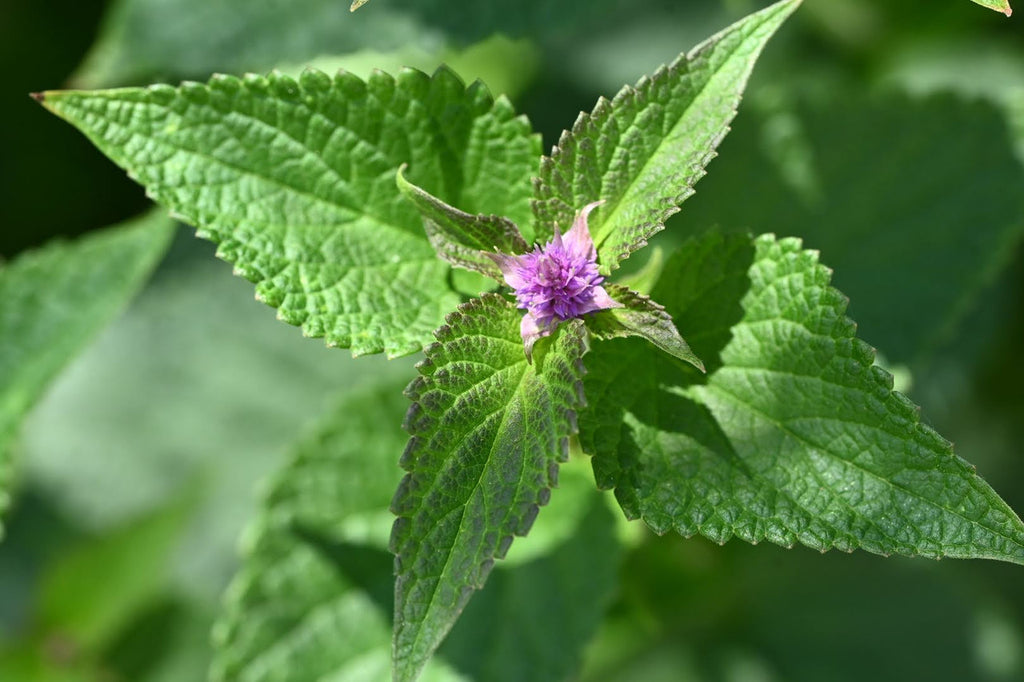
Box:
[3,0,1024,680]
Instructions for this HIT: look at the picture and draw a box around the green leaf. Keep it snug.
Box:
[71,0,631,89]
[439,464,622,682]
[39,67,539,357]
[972,0,1012,16]
[275,36,542,105]
[20,233,413,600]
[396,165,528,280]
[391,294,588,682]
[581,231,1024,563]
[533,0,801,273]
[211,383,467,682]
[587,284,704,371]
[213,382,614,682]
[0,211,172,530]
[614,245,666,296]
[38,493,195,653]
[674,92,1024,368]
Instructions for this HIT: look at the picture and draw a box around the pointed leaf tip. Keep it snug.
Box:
[533,0,804,271]
[350,0,369,10]
[971,0,1012,14]
[397,164,529,280]
[42,69,537,357]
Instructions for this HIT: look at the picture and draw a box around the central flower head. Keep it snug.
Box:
[488,201,620,358]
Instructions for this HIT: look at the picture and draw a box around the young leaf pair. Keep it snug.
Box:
[397,166,704,367]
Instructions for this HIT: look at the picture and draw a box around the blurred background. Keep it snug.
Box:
[2,0,1024,680]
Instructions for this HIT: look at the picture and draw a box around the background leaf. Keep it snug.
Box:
[37,494,195,654]
[577,533,1024,682]
[391,295,588,682]
[533,0,801,272]
[0,211,172,530]
[71,0,645,89]
[20,231,413,599]
[672,91,1024,370]
[213,380,618,682]
[581,231,1024,563]
[210,384,468,682]
[41,68,539,356]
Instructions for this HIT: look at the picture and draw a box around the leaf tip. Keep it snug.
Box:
[395,163,412,193]
[29,91,45,103]
[349,0,369,10]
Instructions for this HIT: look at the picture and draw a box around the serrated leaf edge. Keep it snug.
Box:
[37,66,520,359]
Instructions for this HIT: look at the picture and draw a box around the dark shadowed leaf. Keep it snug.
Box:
[674,92,1024,369]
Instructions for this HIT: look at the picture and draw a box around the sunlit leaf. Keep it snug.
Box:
[674,92,1024,368]
[972,0,1012,16]
[533,0,801,272]
[581,231,1024,563]
[41,68,538,356]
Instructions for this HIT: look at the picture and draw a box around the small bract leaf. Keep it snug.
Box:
[587,284,704,372]
[391,294,588,682]
[40,68,538,357]
[533,0,801,272]
[581,231,1024,563]
[0,211,172,532]
[396,165,529,280]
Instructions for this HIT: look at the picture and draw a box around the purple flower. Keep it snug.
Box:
[488,201,620,358]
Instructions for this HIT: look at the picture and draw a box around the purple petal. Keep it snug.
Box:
[575,285,622,316]
[520,313,552,362]
[551,226,565,252]
[486,251,533,289]
[563,200,603,261]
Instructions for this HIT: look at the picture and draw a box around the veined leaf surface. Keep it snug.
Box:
[533,0,801,272]
[391,295,588,682]
[581,232,1024,563]
[41,68,539,356]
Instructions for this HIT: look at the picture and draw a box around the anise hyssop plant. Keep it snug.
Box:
[31,0,1024,680]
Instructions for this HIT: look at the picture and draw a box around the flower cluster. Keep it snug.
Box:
[488,201,619,357]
